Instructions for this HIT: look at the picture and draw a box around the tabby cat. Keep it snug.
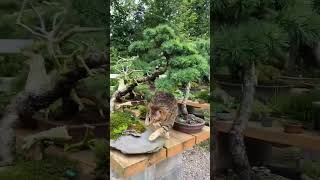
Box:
[145,91,178,141]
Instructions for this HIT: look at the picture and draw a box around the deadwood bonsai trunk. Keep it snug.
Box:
[110,62,169,113]
[229,62,256,180]
[0,53,107,166]
[181,82,191,121]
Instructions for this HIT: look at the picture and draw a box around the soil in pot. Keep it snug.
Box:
[283,122,304,134]
[173,114,205,133]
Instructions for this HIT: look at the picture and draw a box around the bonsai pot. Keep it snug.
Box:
[261,116,273,127]
[173,114,205,133]
[283,122,304,134]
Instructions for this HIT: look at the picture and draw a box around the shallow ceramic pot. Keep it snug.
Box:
[283,123,304,134]
[173,116,205,133]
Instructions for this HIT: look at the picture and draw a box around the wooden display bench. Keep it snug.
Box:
[110,126,210,178]
[214,120,320,151]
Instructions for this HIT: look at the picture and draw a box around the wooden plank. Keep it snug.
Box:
[177,100,210,110]
[189,126,210,144]
[110,148,167,177]
[214,120,320,151]
[110,127,210,177]
[164,130,195,158]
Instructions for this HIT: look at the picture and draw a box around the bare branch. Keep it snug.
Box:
[77,55,94,76]
[52,9,66,33]
[56,26,105,43]
[16,0,46,38]
[29,0,46,33]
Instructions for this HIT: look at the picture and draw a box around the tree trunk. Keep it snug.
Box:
[110,67,168,113]
[181,82,191,121]
[286,45,299,72]
[0,53,107,166]
[229,63,256,180]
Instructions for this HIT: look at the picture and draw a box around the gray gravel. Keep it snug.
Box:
[182,147,210,180]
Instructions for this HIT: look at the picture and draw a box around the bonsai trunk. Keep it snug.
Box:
[181,82,191,121]
[0,53,106,166]
[229,63,256,179]
[111,66,168,112]
[286,44,299,72]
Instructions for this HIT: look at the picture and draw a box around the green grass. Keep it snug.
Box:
[0,155,79,180]
[196,139,210,151]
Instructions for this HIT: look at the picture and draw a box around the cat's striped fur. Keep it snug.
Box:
[145,91,178,141]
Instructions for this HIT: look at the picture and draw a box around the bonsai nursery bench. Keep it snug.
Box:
[213,120,320,168]
[214,120,320,151]
[110,126,210,179]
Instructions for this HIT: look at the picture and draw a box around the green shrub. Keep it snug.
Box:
[89,139,108,173]
[257,65,281,82]
[134,84,154,101]
[251,100,272,121]
[269,89,320,123]
[192,90,209,102]
[0,155,78,180]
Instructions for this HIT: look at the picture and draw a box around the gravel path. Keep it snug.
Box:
[182,147,210,180]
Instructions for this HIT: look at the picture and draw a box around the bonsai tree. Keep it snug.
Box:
[0,0,106,166]
[213,0,289,178]
[278,0,320,71]
[155,40,209,121]
[110,24,201,112]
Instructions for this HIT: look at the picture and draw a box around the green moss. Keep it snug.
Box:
[137,105,147,118]
[0,155,78,180]
[110,111,146,140]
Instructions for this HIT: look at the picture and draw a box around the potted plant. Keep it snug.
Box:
[283,118,304,134]
[173,114,205,133]
[152,39,209,133]
[251,100,273,127]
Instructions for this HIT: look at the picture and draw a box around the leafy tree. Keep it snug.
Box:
[111,0,209,56]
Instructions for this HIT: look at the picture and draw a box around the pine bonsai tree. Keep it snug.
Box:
[155,40,209,120]
[111,24,209,114]
[213,0,289,179]
[213,0,320,179]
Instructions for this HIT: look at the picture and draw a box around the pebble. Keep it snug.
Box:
[182,147,210,180]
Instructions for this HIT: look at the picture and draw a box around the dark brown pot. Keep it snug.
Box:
[283,123,304,134]
[36,119,107,142]
[173,117,205,133]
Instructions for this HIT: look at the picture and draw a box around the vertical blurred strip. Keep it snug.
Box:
[209,0,215,177]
